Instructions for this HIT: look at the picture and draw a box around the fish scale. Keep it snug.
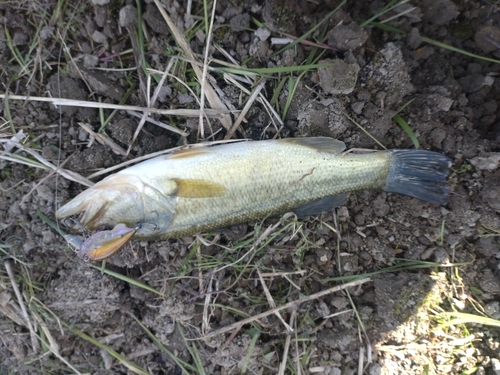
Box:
[115,140,391,238]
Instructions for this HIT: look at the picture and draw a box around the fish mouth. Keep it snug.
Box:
[56,196,109,231]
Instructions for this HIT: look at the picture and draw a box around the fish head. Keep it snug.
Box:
[56,174,176,236]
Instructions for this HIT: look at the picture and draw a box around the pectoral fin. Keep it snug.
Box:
[293,194,347,217]
[173,179,227,198]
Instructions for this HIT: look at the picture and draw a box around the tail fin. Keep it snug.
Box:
[384,150,451,204]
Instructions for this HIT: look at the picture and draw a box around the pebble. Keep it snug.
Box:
[475,26,500,53]
[422,0,458,25]
[255,27,271,41]
[492,358,500,375]
[470,153,500,171]
[326,23,368,51]
[119,5,137,28]
[91,30,107,46]
[317,59,360,95]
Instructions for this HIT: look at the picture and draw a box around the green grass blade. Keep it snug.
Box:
[242,328,260,374]
[359,0,408,28]
[3,91,15,134]
[270,75,289,109]
[271,0,346,57]
[393,113,419,149]
[281,76,296,121]
[321,258,471,283]
[215,62,336,75]
[130,314,198,373]
[421,36,500,64]
[98,83,136,132]
[369,22,500,65]
[88,265,163,296]
[437,312,500,328]
[37,210,66,237]
[342,111,387,150]
[66,324,149,375]
[178,323,206,375]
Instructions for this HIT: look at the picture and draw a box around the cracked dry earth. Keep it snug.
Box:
[1,0,500,374]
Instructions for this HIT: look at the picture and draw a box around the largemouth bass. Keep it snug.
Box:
[56,137,451,259]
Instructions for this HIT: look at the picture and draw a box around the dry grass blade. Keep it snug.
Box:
[199,0,219,138]
[257,269,292,332]
[152,0,233,133]
[278,311,296,375]
[79,122,128,156]
[225,79,267,139]
[0,94,231,118]
[4,260,39,353]
[203,277,371,338]
[0,139,93,187]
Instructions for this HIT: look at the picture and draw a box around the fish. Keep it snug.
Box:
[56,137,451,259]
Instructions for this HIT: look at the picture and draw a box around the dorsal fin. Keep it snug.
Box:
[281,137,346,154]
[168,147,210,160]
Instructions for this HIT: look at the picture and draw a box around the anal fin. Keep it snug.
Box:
[293,194,347,217]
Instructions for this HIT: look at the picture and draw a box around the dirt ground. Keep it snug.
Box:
[1,0,500,374]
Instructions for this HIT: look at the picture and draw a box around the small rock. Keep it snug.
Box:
[475,26,500,54]
[177,93,194,104]
[478,269,500,294]
[143,4,169,34]
[366,43,414,107]
[326,23,368,51]
[351,102,364,115]
[428,94,453,112]
[119,5,137,28]
[296,97,349,138]
[91,30,108,46]
[458,74,493,93]
[230,14,250,29]
[254,27,271,41]
[12,31,28,46]
[40,26,54,40]
[478,237,500,257]
[485,301,500,319]
[42,230,55,245]
[157,86,172,102]
[470,153,500,171]
[46,74,89,117]
[492,358,500,375]
[83,54,99,68]
[91,0,110,5]
[71,65,125,102]
[407,28,422,49]
[422,0,458,25]
[481,170,500,212]
[430,127,447,149]
[317,59,360,95]
[262,0,297,34]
